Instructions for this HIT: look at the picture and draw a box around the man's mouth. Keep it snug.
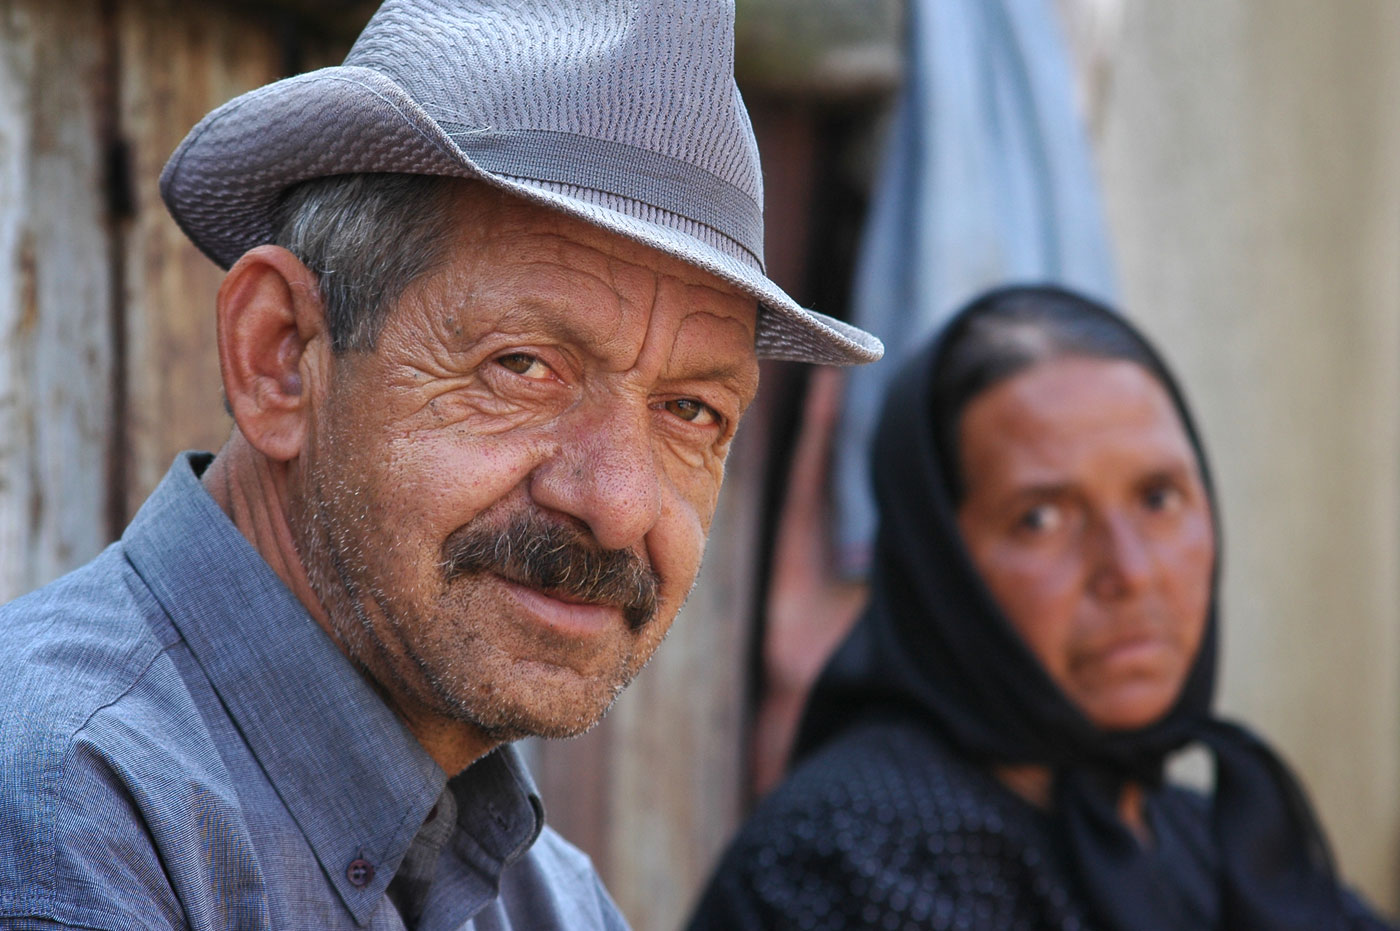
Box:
[495,570,613,608]
[492,573,632,639]
[441,509,660,630]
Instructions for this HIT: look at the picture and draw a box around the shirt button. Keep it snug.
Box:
[346,858,375,888]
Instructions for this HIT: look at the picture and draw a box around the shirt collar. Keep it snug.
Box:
[122,453,544,924]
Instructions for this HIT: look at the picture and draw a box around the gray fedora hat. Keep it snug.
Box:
[160,0,883,366]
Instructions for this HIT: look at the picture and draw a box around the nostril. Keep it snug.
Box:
[526,440,663,553]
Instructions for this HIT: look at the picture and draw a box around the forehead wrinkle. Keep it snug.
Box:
[507,228,660,296]
[663,308,759,396]
[623,263,756,374]
[446,205,756,377]
[460,255,644,361]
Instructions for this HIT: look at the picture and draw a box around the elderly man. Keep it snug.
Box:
[0,1,879,929]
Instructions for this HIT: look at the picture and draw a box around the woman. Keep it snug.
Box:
[688,286,1392,930]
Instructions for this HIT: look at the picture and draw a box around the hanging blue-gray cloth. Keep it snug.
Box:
[833,0,1117,573]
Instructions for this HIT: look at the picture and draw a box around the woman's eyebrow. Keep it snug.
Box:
[1002,481,1075,501]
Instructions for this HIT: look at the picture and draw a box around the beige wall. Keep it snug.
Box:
[1095,0,1400,909]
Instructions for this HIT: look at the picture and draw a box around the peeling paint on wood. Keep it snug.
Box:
[116,0,283,520]
[0,0,114,599]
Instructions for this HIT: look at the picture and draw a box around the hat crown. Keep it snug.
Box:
[344,0,763,246]
[158,0,883,365]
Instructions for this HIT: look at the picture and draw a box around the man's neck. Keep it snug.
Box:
[202,433,330,632]
[200,434,500,776]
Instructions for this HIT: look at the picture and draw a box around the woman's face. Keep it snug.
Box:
[955,356,1215,731]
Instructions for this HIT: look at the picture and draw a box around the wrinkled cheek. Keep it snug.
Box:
[386,429,544,527]
[652,457,720,571]
[663,450,725,533]
[651,508,709,623]
[699,462,727,532]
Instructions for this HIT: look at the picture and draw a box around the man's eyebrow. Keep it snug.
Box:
[667,358,762,406]
[675,358,759,384]
[466,296,607,347]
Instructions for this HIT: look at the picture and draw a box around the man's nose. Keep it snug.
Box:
[528,400,663,552]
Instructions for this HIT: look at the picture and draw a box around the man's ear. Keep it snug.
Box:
[215,245,328,462]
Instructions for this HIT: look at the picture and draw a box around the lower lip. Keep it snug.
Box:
[495,576,622,638]
[1095,636,1169,667]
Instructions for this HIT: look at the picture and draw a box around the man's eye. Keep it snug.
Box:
[496,353,549,379]
[664,398,719,426]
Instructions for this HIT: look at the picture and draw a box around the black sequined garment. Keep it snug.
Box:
[687,716,1219,931]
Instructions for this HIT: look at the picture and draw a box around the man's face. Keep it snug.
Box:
[289,184,759,744]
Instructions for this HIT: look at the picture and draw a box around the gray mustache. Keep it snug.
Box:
[441,511,660,631]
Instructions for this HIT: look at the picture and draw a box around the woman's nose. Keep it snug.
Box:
[1089,512,1154,600]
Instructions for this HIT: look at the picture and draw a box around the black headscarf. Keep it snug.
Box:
[795,285,1352,930]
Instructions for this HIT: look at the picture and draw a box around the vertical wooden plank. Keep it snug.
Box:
[1097,0,1400,909]
[116,0,284,518]
[0,0,113,599]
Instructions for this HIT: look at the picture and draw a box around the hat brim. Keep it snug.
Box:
[160,67,883,366]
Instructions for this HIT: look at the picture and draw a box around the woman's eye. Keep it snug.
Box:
[496,353,550,379]
[664,398,719,427]
[1143,482,1184,513]
[1017,503,1062,534]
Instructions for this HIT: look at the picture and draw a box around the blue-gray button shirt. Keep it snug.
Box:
[0,453,628,930]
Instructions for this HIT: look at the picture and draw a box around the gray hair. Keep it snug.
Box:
[270,173,460,351]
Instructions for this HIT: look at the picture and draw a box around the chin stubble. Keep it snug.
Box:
[296,460,667,740]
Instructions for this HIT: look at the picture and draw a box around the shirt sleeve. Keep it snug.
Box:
[0,725,190,930]
[0,919,140,930]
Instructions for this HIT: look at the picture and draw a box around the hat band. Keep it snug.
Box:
[440,124,764,266]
